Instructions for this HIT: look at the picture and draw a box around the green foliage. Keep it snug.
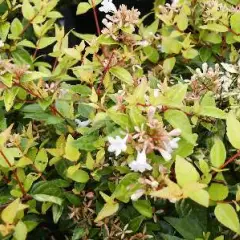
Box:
[0,0,240,239]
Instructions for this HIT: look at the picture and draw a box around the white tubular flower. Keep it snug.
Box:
[169,137,180,149]
[159,148,172,161]
[168,128,181,137]
[75,119,91,128]
[108,134,128,156]
[131,189,145,201]
[0,40,4,48]
[129,149,152,173]
[99,0,117,13]
[102,18,113,28]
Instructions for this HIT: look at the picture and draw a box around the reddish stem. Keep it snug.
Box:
[50,105,65,119]
[220,150,240,169]
[33,47,39,60]
[212,150,240,179]
[91,0,101,36]
[97,52,114,95]
[0,150,26,196]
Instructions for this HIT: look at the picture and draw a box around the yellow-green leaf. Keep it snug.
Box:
[226,112,240,149]
[95,201,119,222]
[22,0,35,20]
[163,57,176,75]
[38,37,56,49]
[175,155,200,187]
[188,189,209,207]
[208,183,228,201]
[64,135,81,161]
[34,148,48,172]
[176,12,188,31]
[13,221,28,240]
[86,152,94,170]
[215,203,240,233]
[3,88,19,112]
[110,66,133,85]
[210,138,226,168]
[230,12,240,34]
[200,24,228,32]
[76,2,91,15]
[67,169,89,183]
[1,199,28,224]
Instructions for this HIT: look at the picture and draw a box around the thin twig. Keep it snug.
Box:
[97,52,114,95]
[220,150,240,169]
[0,149,26,196]
[90,0,101,36]
[212,150,240,178]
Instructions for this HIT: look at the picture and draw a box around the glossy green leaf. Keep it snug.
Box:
[165,216,204,239]
[133,200,153,218]
[143,46,159,63]
[32,194,63,205]
[128,216,145,232]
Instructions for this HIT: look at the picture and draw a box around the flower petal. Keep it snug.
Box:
[160,149,172,161]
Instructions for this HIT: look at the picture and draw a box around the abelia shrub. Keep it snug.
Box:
[0,0,240,239]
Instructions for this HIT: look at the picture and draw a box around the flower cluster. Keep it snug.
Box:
[100,3,140,41]
[187,63,222,100]
[132,109,182,161]
[201,0,240,24]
